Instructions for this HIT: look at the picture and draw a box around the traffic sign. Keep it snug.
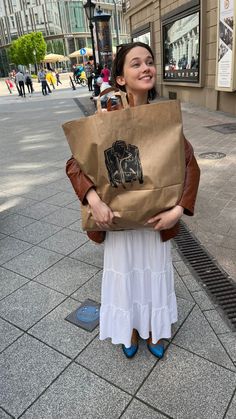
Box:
[80,48,86,55]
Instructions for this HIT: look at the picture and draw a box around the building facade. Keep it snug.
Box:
[123,0,236,116]
[0,0,128,75]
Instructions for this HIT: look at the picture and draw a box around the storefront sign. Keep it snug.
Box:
[162,11,200,83]
[216,0,235,90]
[95,18,112,67]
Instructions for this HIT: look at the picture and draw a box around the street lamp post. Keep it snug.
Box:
[113,0,120,45]
[83,0,97,69]
[33,49,38,74]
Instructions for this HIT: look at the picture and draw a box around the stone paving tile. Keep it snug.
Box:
[0,281,66,330]
[204,309,232,335]
[7,197,37,213]
[181,273,202,292]
[43,191,77,207]
[218,333,236,363]
[65,201,81,211]
[0,214,35,235]
[173,260,192,277]
[70,240,104,268]
[0,408,12,419]
[0,318,23,352]
[11,221,62,244]
[48,178,73,192]
[3,246,64,279]
[14,201,59,220]
[172,297,195,337]
[29,298,98,358]
[171,248,182,262]
[42,207,80,227]
[121,399,168,419]
[137,345,236,419]
[173,305,235,370]
[225,393,236,419]
[67,219,84,233]
[35,257,99,295]
[72,270,102,303]
[0,334,70,418]
[39,228,88,255]
[192,289,216,310]
[0,233,6,240]
[21,363,131,419]
[0,266,29,300]
[76,337,156,394]
[0,236,32,265]
[174,270,194,302]
[22,184,63,201]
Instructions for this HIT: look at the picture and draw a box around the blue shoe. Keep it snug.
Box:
[122,344,138,359]
[147,342,165,359]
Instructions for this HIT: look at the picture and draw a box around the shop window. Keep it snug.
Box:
[162,0,201,84]
[132,24,151,46]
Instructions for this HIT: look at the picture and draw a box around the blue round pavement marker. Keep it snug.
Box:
[80,48,86,55]
[76,305,100,323]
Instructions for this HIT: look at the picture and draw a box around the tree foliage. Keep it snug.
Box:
[9,32,46,66]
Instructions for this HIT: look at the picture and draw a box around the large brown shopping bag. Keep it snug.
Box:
[62,90,185,231]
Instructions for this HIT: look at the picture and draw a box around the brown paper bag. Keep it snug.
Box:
[63,93,185,231]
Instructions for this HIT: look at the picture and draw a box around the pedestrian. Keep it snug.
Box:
[5,78,14,94]
[93,64,103,90]
[66,42,200,359]
[38,68,48,96]
[101,64,111,82]
[55,70,62,86]
[24,70,34,94]
[46,70,55,89]
[15,70,26,97]
[85,61,94,91]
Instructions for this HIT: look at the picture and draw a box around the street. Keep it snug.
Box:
[0,85,236,419]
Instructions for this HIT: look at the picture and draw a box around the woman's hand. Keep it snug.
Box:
[86,189,114,229]
[146,205,184,231]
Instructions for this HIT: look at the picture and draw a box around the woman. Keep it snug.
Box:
[101,64,111,82]
[24,71,33,94]
[66,42,200,359]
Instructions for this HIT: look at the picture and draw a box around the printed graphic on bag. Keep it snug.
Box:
[104,140,144,188]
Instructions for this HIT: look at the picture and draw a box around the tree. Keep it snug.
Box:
[9,32,46,67]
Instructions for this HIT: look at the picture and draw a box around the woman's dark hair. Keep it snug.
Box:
[111,41,157,100]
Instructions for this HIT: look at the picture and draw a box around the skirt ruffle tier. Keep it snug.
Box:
[99,229,177,348]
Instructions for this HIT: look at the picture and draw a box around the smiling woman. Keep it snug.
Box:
[112,42,157,102]
[65,41,200,361]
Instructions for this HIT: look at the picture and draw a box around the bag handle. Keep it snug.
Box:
[96,88,130,113]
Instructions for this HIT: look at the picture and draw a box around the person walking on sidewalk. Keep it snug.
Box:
[66,42,200,360]
[46,70,56,90]
[101,64,110,82]
[15,70,26,97]
[38,68,51,95]
[55,70,62,86]
[85,61,94,91]
[24,71,34,94]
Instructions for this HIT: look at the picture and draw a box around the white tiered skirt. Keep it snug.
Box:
[99,229,178,348]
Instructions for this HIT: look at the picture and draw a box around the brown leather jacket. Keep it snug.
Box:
[66,137,200,244]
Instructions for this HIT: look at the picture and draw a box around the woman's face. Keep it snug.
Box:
[116,46,156,95]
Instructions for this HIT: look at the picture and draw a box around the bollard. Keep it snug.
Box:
[69,76,76,91]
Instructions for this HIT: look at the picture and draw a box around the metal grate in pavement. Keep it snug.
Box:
[174,221,236,330]
[198,152,226,160]
[206,123,236,134]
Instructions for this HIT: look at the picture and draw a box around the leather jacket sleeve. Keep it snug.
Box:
[178,137,200,216]
[66,157,95,205]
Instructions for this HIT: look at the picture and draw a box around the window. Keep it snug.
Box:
[162,4,200,83]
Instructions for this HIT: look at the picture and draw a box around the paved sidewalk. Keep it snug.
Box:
[0,88,236,419]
